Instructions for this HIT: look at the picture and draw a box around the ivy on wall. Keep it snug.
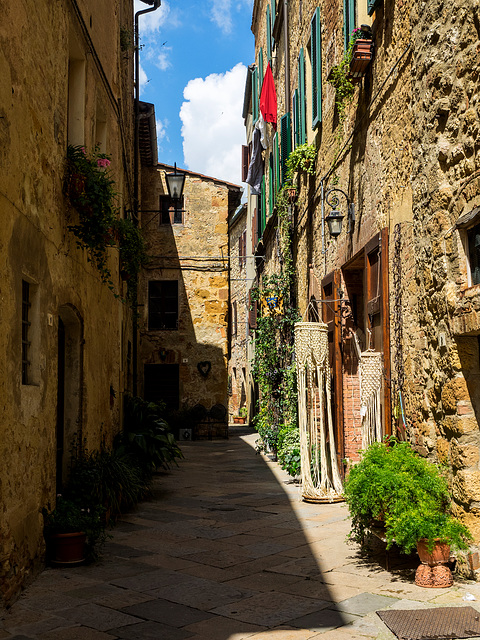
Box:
[251,188,300,455]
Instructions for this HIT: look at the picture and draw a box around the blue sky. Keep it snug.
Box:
[135,0,254,186]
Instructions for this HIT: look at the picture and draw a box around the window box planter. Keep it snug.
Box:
[349,39,374,79]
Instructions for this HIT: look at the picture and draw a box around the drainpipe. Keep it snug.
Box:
[133,0,161,397]
[283,0,290,111]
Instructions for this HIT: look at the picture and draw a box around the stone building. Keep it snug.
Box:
[228,203,250,421]
[138,162,242,437]
[0,0,139,604]
[246,0,480,544]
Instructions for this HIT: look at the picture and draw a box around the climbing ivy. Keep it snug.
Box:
[251,187,300,456]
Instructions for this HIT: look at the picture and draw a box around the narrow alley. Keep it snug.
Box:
[3,427,480,640]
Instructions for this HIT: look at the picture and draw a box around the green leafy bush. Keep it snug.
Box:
[344,438,470,553]
[278,427,301,478]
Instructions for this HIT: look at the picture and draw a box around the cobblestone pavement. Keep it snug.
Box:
[2,427,480,640]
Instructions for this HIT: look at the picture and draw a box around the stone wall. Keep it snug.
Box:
[228,206,249,420]
[0,0,134,604]
[139,165,241,434]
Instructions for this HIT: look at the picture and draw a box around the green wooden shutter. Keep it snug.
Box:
[273,132,279,193]
[258,48,264,95]
[298,48,306,144]
[292,89,299,149]
[260,175,266,237]
[266,6,272,62]
[311,7,322,129]
[343,0,355,50]
[280,112,292,186]
[268,154,274,215]
[252,66,259,123]
[272,0,276,23]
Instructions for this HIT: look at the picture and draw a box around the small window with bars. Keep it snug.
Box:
[22,280,31,385]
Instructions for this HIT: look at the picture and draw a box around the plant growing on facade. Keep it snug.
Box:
[65,145,148,298]
[277,426,301,478]
[251,186,299,455]
[285,143,316,181]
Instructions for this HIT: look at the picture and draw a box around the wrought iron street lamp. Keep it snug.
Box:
[325,188,355,238]
[165,163,186,202]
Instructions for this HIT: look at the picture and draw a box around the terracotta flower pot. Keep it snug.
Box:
[349,39,374,78]
[49,532,86,565]
[415,539,453,588]
[286,188,298,203]
[233,416,246,424]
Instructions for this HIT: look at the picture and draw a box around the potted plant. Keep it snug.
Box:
[42,496,104,565]
[349,26,374,79]
[233,406,248,424]
[285,143,316,183]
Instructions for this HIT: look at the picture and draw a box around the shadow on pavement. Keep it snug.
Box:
[1,428,397,639]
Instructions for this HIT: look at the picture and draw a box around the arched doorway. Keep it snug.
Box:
[56,305,83,492]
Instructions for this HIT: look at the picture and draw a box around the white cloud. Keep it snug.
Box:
[156,118,169,145]
[156,47,172,71]
[134,0,170,34]
[211,0,233,34]
[180,63,247,186]
[138,63,148,93]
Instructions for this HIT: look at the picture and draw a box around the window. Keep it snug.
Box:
[311,7,322,129]
[298,49,307,145]
[67,29,86,145]
[467,223,480,286]
[344,0,356,50]
[252,66,259,122]
[148,280,179,330]
[159,195,184,225]
[22,280,31,384]
[238,230,247,269]
[266,5,272,62]
[280,112,292,186]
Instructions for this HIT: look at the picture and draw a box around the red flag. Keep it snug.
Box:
[259,63,277,128]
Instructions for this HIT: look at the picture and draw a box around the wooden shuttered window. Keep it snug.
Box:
[252,207,258,251]
[148,280,179,330]
[311,7,322,129]
[273,132,280,193]
[238,231,247,270]
[258,48,264,96]
[248,291,258,330]
[268,153,274,216]
[259,175,267,238]
[266,5,272,62]
[241,144,249,182]
[252,66,259,122]
[280,112,292,186]
[293,89,299,149]
[343,0,356,50]
[298,48,307,145]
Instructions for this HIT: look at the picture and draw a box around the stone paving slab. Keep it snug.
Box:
[3,428,480,640]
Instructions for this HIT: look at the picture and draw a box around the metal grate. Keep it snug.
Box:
[377,606,480,640]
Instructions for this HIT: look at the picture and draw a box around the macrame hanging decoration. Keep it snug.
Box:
[295,322,343,503]
[359,350,383,449]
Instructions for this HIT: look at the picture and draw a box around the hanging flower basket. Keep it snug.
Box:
[349,39,374,79]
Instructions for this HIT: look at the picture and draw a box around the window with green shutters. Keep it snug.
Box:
[273,132,280,193]
[268,154,274,216]
[266,6,272,62]
[292,89,299,149]
[311,7,322,129]
[258,48,264,96]
[343,0,356,50]
[280,112,292,186]
[252,66,259,122]
[259,175,267,238]
[298,48,307,144]
[271,0,276,46]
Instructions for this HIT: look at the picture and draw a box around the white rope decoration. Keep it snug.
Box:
[359,350,383,448]
[295,322,343,502]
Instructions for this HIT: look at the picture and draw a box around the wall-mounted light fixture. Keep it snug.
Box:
[325,188,355,238]
[165,163,186,202]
